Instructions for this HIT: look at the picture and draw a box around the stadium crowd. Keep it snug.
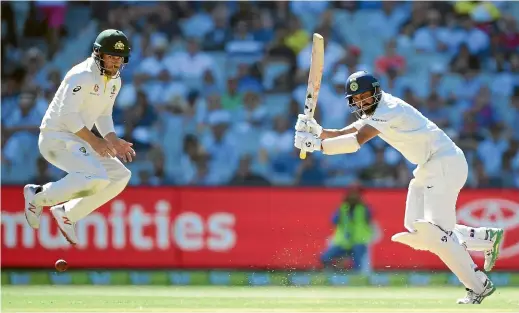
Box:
[2,1,519,188]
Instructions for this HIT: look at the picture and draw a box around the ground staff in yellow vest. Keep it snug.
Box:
[320,190,373,271]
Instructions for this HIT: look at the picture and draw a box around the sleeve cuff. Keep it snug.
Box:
[96,116,115,137]
[63,113,85,133]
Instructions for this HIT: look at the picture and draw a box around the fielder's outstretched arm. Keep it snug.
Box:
[321,124,380,155]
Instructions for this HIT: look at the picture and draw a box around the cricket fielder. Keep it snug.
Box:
[294,71,504,304]
[23,29,135,245]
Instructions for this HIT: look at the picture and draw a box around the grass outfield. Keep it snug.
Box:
[2,285,519,312]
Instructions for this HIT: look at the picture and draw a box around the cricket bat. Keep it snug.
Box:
[300,33,324,160]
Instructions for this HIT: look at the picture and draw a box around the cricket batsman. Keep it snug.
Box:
[23,29,135,245]
[294,71,504,304]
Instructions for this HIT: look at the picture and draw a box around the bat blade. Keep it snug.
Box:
[300,33,324,160]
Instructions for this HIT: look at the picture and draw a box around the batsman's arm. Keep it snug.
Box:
[319,124,360,139]
[321,124,380,155]
[320,122,360,139]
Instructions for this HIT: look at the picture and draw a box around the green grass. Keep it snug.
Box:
[2,286,519,312]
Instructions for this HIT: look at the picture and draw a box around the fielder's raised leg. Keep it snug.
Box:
[24,29,135,245]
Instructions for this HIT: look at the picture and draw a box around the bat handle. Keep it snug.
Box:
[299,150,307,160]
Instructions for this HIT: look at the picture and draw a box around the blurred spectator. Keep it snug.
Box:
[180,2,214,39]
[402,88,423,109]
[454,1,501,27]
[375,39,406,75]
[497,14,519,53]
[200,70,222,96]
[148,69,189,107]
[165,38,217,90]
[221,78,243,111]
[23,48,47,87]
[203,6,232,51]
[421,93,450,129]
[501,149,519,187]
[297,30,345,75]
[226,20,264,64]
[458,113,485,153]
[467,87,499,130]
[176,134,203,185]
[477,123,509,181]
[3,90,42,141]
[120,91,158,152]
[336,45,370,78]
[469,157,491,188]
[141,147,174,186]
[359,148,395,187]
[379,66,408,98]
[290,1,329,21]
[314,71,348,130]
[251,10,274,43]
[283,15,310,55]
[35,1,67,57]
[260,115,292,158]
[458,15,490,55]
[237,90,267,125]
[394,159,413,187]
[413,9,450,53]
[370,2,410,42]
[450,43,481,74]
[201,110,239,184]
[295,153,325,186]
[505,87,519,140]
[236,63,262,94]
[228,155,270,186]
[137,37,169,79]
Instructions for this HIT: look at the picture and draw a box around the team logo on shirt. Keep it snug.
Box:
[79,147,89,156]
[72,86,81,93]
[350,81,359,92]
[110,85,117,98]
[94,84,99,92]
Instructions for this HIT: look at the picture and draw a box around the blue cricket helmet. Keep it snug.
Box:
[345,71,382,118]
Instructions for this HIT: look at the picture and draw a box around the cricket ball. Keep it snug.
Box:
[55,259,68,272]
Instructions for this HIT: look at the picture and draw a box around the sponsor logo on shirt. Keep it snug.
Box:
[371,117,387,123]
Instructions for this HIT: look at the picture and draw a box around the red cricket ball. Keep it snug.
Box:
[55,259,68,272]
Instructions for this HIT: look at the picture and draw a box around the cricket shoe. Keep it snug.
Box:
[24,184,43,229]
[50,205,78,245]
[457,270,496,304]
[484,228,504,272]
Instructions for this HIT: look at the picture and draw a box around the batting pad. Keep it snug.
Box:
[392,220,485,294]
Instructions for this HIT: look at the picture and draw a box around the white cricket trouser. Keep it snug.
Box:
[33,130,131,222]
[404,148,491,293]
[405,147,493,251]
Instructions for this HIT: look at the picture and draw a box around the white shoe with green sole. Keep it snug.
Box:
[484,228,504,272]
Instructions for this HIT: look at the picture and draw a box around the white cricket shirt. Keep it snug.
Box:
[352,92,458,165]
[40,56,120,137]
